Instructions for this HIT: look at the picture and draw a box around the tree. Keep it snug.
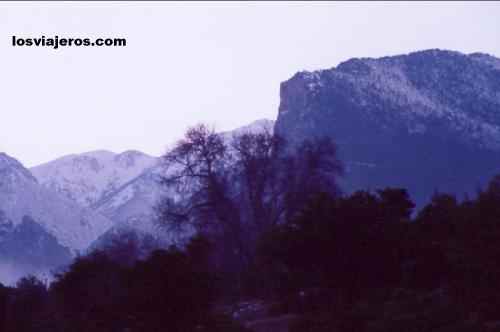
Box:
[101,230,161,267]
[50,251,129,332]
[377,188,415,223]
[230,128,286,241]
[0,282,9,331]
[282,137,343,220]
[156,124,246,277]
[157,124,236,234]
[258,187,416,301]
[156,124,343,287]
[5,276,48,332]
[127,247,217,331]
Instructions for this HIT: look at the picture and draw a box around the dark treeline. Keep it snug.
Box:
[0,235,249,332]
[260,183,500,332]
[3,125,500,331]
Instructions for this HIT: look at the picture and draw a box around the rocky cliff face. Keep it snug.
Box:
[275,49,500,207]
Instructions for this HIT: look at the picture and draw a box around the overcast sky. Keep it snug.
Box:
[0,1,499,167]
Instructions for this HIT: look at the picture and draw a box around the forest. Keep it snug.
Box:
[2,124,500,332]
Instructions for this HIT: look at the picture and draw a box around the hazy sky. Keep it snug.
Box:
[0,1,499,167]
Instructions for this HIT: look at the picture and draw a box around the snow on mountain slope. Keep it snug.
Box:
[94,167,167,231]
[275,49,500,208]
[26,120,275,249]
[0,153,113,252]
[90,120,275,248]
[31,120,275,226]
[223,119,275,137]
[31,150,158,208]
[90,120,273,235]
[470,52,500,71]
[87,166,192,253]
[280,50,500,151]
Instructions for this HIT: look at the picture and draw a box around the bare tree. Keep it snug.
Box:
[230,127,298,251]
[156,123,343,274]
[156,124,249,269]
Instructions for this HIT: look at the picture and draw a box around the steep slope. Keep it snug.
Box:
[31,150,158,208]
[94,167,168,231]
[274,49,500,207]
[0,153,112,252]
[88,168,189,254]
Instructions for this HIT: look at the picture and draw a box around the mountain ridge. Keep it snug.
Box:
[275,49,500,207]
[31,150,158,208]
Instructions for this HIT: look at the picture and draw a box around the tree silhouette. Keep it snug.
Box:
[156,124,343,294]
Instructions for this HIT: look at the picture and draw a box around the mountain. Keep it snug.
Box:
[274,49,500,207]
[31,150,158,208]
[0,153,112,252]
[0,153,114,284]
[31,120,275,233]
[0,119,275,269]
[90,119,275,246]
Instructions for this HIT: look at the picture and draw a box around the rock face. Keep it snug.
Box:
[274,49,500,207]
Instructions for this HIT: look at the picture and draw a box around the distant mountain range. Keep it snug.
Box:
[275,49,500,207]
[0,119,274,284]
[31,150,163,232]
